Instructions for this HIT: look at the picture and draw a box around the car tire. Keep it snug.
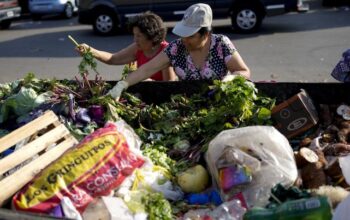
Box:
[31,14,42,20]
[0,20,11,29]
[231,4,263,33]
[63,3,74,19]
[93,9,118,36]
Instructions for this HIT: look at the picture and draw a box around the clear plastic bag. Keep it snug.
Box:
[205,126,298,208]
[131,162,184,201]
[182,199,246,220]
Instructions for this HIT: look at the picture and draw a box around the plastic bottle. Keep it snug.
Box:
[243,196,332,220]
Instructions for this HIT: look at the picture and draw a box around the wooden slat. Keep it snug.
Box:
[0,124,70,176]
[0,136,77,206]
[0,110,78,206]
[0,111,59,153]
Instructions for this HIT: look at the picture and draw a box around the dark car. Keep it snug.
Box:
[322,0,350,6]
[0,0,21,29]
[78,0,309,36]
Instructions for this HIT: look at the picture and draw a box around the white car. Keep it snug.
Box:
[0,0,21,29]
[29,0,78,19]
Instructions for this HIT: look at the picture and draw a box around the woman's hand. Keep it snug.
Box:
[107,80,129,101]
[75,43,91,56]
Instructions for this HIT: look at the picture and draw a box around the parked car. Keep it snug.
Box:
[0,0,21,29]
[28,0,78,19]
[78,0,308,36]
[322,0,350,6]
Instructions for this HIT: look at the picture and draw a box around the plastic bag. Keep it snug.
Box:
[13,121,145,213]
[182,199,246,220]
[339,155,350,185]
[205,126,297,208]
[333,194,350,220]
[82,196,134,220]
[131,161,183,201]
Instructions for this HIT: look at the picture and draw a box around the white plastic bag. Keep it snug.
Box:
[182,199,246,220]
[339,155,350,185]
[131,161,184,201]
[113,119,142,151]
[115,159,184,201]
[205,126,297,208]
[333,194,350,220]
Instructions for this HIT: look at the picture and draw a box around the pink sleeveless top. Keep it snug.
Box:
[135,41,168,81]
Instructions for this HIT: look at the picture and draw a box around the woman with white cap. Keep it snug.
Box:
[108,3,251,100]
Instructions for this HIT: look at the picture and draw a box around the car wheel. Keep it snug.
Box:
[63,3,74,19]
[93,9,117,36]
[31,14,42,20]
[322,0,338,6]
[231,5,263,33]
[0,20,11,29]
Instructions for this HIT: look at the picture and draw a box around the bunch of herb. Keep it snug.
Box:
[78,47,98,75]
[68,35,98,76]
[121,62,137,80]
[142,144,188,176]
[141,192,173,220]
[116,76,275,166]
[105,92,145,124]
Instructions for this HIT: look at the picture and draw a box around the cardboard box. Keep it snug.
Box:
[271,89,319,138]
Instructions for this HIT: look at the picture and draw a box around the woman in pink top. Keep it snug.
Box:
[76,12,176,81]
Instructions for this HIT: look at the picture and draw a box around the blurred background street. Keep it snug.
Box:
[0,0,349,83]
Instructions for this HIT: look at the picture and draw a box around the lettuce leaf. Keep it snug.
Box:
[0,87,52,123]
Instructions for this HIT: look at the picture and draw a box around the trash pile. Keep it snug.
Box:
[0,70,349,219]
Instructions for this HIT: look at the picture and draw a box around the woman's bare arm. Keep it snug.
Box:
[226,50,251,79]
[78,43,137,65]
[125,51,171,86]
[161,66,177,81]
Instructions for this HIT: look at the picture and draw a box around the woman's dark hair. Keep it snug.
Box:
[197,26,212,37]
[127,11,167,46]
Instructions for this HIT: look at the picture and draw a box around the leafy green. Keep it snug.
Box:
[0,80,20,99]
[22,72,57,93]
[64,119,98,141]
[142,144,187,176]
[0,74,275,179]
[142,192,173,220]
[0,87,52,123]
[78,48,97,75]
[111,76,275,170]
[121,62,137,80]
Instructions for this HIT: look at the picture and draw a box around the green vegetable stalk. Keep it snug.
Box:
[68,35,98,75]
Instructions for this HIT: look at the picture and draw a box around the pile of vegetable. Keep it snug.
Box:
[0,49,278,218]
[0,72,275,218]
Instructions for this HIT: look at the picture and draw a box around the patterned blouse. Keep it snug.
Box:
[164,34,236,80]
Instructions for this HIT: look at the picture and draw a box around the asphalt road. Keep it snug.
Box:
[0,0,349,83]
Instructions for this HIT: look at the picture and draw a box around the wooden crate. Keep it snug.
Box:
[0,110,78,206]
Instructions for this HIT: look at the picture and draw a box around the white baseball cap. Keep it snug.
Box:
[172,3,213,37]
